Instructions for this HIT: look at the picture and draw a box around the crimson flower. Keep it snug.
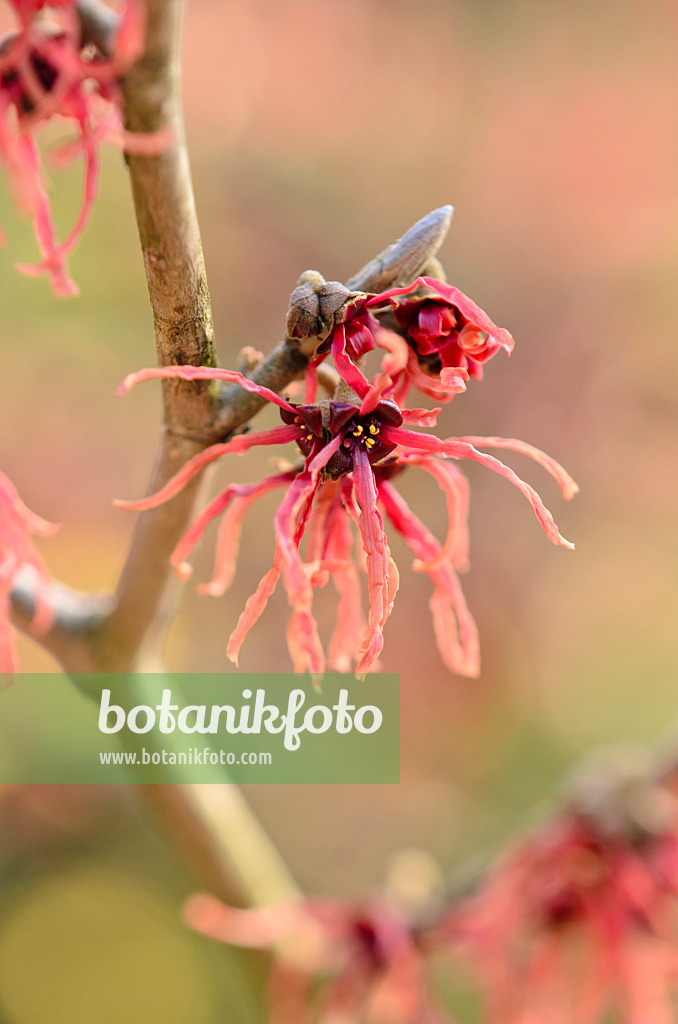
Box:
[324,277,513,406]
[379,277,514,383]
[0,0,157,295]
[184,891,444,1024]
[444,810,678,1024]
[116,359,576,678]
[0,469,57,676]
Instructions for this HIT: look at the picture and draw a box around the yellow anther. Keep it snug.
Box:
[352,424,364,436]
[306,434,314,441]
[369,424,379,435]
[365,437,376,448]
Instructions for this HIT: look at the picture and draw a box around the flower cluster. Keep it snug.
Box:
[443,782,678,1023]
[0,0,154,295]
[184,891,439,1024]
[0,468,56,676]
[117,274,577,678]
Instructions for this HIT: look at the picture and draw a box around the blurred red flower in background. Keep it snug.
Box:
[0,0,152,294]
[0,468,56,676]
[444,803,678,1023]
[185,891,444,1024]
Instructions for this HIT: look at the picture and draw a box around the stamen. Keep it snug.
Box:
[369,424,379,435]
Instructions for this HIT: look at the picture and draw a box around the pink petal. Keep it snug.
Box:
[381,427,575,549]
[358,328,410,416]
[117,364,298,413]
[0,473,59,537]
[326,494,366,673]
[227,561,282,667]
[201,476,293,597]
[439,365,471,391]
[18,94,100,278]
[456,436,579,500]
[113,0,146,68]
[305,479,341,569]
[115,425,301,511]
[399,455,470,571]
[399,408,442,428]
[13,134,78,296]
[352,446,398,678]
[378,481,479,677]
[228,439,344,672]
[405,351,468,402]
[418,303,449,340]
[275,439,344,675]
[331,325,370,399]
[184,893,305,949]
[170,473,293,588]
[0,470,57,664]
[268,962,315,1024]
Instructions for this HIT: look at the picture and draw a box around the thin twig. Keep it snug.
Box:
[93,0,221,673]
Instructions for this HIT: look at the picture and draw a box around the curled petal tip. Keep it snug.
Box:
[32,517,60,537]
[197,582,225,597]
[183,892,219,932]
[174,562,193,581]
[113,497,146,511]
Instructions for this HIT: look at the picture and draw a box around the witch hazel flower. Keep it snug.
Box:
[0,0,155,295]
[310,275,512,407]
[115,353,576,678]
[0,469,57,677]
[379,276,513,382]
[443,760,678,1024]
[184,891,445,1024]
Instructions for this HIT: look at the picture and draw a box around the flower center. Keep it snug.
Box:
[280,400,403,480]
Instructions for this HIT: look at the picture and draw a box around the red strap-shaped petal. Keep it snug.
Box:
[117,363,298,413]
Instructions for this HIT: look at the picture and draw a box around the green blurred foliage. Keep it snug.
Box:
[1,0,678,1019]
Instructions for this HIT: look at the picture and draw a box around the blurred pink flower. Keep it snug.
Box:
[0,0,151,295]
[185,891,447,1024]
[444,814,678,1024]
[116,362,576,678]
[0,469,57,676]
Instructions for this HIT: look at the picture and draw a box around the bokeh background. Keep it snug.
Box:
[1,0,678,1020]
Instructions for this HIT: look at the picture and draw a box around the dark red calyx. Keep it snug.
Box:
[281,400,403,479]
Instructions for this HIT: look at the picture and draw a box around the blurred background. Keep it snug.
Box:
[1,0,678,1019]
